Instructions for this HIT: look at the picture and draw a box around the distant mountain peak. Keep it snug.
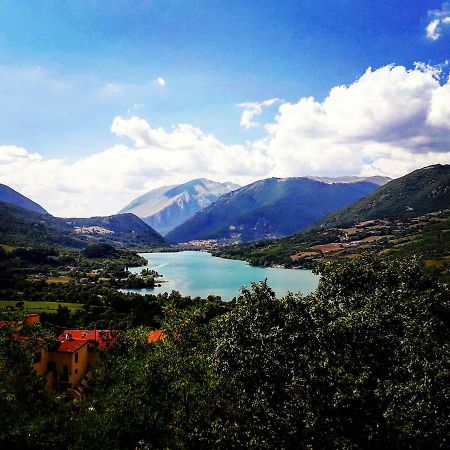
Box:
[119,178,240,235]
[305,175,391,186]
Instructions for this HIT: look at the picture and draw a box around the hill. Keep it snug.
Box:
[64,213,166,248]
[319,165,450,228]
[166,177,383,243]
[0,201,166,249]
[0,183,48,214]
[214,165,450,269]
[119,178,239,235]
[0,201,79,248]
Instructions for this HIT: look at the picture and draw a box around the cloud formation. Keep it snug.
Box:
[153,76,166,86]
[0,64,449,217]
[237,98,281,129]
[426,3,450,40]
[258,63,450,178]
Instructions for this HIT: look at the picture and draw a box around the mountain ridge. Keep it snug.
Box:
[213,165,450,267]
[166,176,384,243]
[318,164,450,228]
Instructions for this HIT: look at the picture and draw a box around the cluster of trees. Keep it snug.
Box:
[0,245,147,298]
[1,257,450,449]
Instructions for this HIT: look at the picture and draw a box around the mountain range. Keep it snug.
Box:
[119,178,239,235]
[0,199,166,249]
[3,165,446,255]
[166,176,389,243]
[214,164,450,267]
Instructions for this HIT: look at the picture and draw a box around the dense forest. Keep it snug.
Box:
[2,257,450,449]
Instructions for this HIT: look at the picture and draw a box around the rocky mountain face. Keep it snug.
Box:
[119,178,239,235]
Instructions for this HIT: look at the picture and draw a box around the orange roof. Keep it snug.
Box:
[148,330,166,343]
[54,339,88,353]
[58,329,116,350]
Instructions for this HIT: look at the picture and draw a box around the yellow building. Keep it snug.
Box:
[47,338,90,389]
[2,314,116,394]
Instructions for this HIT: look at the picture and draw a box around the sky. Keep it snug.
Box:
[0,0,449,217]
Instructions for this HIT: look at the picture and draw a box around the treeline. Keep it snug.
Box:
[1,257,450,449]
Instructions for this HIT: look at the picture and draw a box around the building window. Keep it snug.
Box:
[75,352,78,363]
[33,351,41,363]
[75,369,78,374]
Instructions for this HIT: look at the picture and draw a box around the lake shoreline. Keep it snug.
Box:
[123,251,320,301]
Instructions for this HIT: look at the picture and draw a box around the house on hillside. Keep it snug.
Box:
[1,314,117,397]
[47,329,117,394]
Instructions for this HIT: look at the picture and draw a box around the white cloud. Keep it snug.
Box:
[1,63,450,218]
[153,76,166,86]
[256,64,450,179]
[426,3,450,40]
[236,98,280,129]
[0,122,271,217]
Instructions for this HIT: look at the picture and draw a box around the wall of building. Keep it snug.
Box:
[48,343,89,388]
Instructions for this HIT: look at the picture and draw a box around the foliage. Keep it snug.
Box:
[71,299,225,450]
[205,257,450,448]
[0,310,72,450]
[1,257,450,449]
[83,243,119,259]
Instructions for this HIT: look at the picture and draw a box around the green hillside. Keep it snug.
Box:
[320,164,450,228]
[0,201,166,250]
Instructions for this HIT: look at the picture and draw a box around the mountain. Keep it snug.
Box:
[119,178,240,235]
[166,177,383,243]
[318,164,450,228]
[63,213,166,248]
[0,201,80,248]
[214,165,450,268]
[0,201,166,249]
[0,183,48,214]
[306,176,391,186]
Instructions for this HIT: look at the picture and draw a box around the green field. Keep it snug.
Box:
[0,300,84,313]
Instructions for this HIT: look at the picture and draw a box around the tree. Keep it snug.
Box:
[208,257,450,449]
[0,311,72,450]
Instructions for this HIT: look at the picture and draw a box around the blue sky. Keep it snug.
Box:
[0,0,449,216]
[0,0,447,156]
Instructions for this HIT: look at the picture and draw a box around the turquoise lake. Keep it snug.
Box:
[127,251,319,300]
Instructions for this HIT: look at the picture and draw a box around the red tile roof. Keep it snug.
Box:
[148,330,166,343]
[58,329,116,350]
[0,321,17,327]
[54,339,88,353]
